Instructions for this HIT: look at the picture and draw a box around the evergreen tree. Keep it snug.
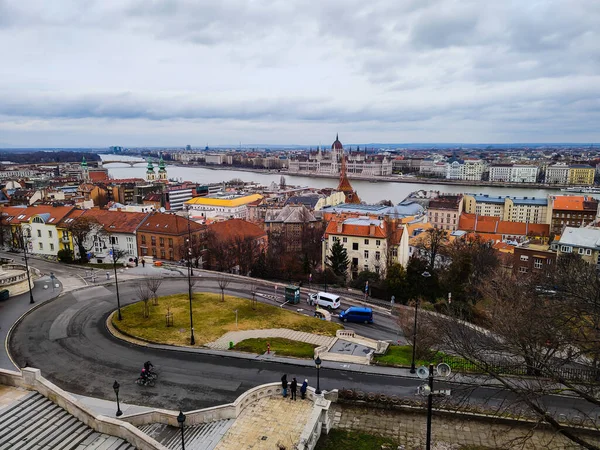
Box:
[326,240,349,278]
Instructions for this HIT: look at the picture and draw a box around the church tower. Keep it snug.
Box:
[146,158,156,182]
[81,156,89,182]
[158,155,167,181]
[333,135,360,204]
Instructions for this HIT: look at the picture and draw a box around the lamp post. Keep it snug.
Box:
[112,380,122,417]
[426,363,434,450]
[177,410,186,450]
[410,271,431,374]
[185,207,195,346]
[416,362,450,450]
[111,239,122,321]
[314,356,322,394]
[21,227,34,304]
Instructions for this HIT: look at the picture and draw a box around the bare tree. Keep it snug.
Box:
[65,215,101,263]
[146,277,163,306]
[415,227,449,272]
[397,303,443,360]
[217,275,231,302]
[426,265,600,449]
[135,282,152,318]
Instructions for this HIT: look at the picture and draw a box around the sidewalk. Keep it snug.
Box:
[205,328,336,350]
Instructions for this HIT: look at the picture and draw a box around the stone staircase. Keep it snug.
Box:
[139,420,233,450]
[0,392,135,449]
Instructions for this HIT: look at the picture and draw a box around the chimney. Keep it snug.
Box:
[336,222,343,233]
[369,224,375,236]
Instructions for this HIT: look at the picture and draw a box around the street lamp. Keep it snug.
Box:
[185,207,195,346]
[314,355,322,395]
[112,380,122,417]
[410,271,432,374]
[111,239,122,321]
[416,363,451,450]
[177,410,186,450]
[21,226,34,304]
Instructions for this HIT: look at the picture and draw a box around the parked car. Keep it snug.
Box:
[339,306,373,324]
[308,292,341,310]
[0,289,9,301]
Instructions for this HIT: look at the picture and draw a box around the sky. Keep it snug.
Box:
[1,0,599,147]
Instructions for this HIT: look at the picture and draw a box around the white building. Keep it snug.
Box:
[167,187,194,211]
[545,163,569,184]
[489,164,538,183]
[463,159,486,181]
[445,159,465,180]
[184,193,263,221]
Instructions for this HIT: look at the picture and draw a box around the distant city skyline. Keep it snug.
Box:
[1,1,599,147]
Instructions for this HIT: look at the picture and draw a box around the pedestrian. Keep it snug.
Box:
[300,379,308,399]
[290,377,297,401]
[391,295,395,307]
[281,374,288,398]
[134,257,138,267]
[141,259,145,268]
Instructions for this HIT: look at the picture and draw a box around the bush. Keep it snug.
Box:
[57,249,74,263]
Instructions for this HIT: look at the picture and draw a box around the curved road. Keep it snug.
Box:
[9,277,596,420]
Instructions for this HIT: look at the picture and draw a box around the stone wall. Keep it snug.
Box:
[331,403,600,450]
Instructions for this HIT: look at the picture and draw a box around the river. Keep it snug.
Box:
[100,155,564,204]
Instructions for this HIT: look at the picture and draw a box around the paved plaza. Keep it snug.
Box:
[214,396,314,450]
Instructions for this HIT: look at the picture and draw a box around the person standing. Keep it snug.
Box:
[300,379,308,399]
[281,374,288,398]
[141,259,146,268]
[290,377,298,401]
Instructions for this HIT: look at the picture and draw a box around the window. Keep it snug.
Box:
[169,238,173,247]
[520,255,529,261]
[152,248,157,257]
[579,248,585,254]
[375,251,381,261]
[169,249,174,260]
[151,236,156,246]
[519,266,528,273]
[534,259,542,269]
[50,243,54,251]
[364,239,369,245]
[342,237,347,243]
[363,265,369,272]
[141,235,146,245]
[141,248,147,256]
[159,237,165,247]
[38,242,43,250]
[560,245,571,252]
[586,249,592,255]
[48,230,53,238]
[375,266,380,275]
[376,240,381,246]
[160,249,166,259]
[352,243,359,251]
[364,250,369,259]
[37,230,42,238]
[392,247,398,257]
[110,236,118,245]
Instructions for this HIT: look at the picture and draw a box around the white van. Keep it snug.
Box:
[308,292,341,310]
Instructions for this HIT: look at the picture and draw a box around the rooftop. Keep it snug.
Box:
[208,219,266,241]
[138,212,204,235]
[458,213,550,237]
[551,195,599,211]
[185,193,263,208]
[556,227,600,249]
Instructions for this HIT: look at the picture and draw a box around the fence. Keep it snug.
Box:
[439,356,600,382]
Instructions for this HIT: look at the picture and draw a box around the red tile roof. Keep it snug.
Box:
[552,195,598,211]
[208,219,267,241]
[1,205,75,225]
[457,213,549,237]
[60,209,150,234]
[89,171,109,182]
[325,220,387,239]
[138,212,204,236]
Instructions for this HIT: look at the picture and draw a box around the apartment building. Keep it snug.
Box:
[551,227,600,269]
[545,163,569,184]
[463,159,486,181]
[323,218,409,279]
[137,212,204,261]
[457,213,550,243]
[489,164,538,183]
[512,243,557,276]
[427,195,463,231]
[548,195,599,235]
[463,194,549,224]
[567,165,595,186]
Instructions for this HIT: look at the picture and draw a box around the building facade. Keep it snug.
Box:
[551,227,600,269]
[185,193,263,221]
[512,244,557,276]
[427,195,464,231]
[463,194,549,224]
[489,164,539,183]
[548,195,599,235]
[288,135,392,177]
[567,165,595,185]
[545,164,569,184]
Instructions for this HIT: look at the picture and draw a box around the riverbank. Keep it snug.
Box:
[173,163,581,191]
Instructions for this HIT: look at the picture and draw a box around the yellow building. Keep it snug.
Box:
[463,194,549,224]
[185,193,263,221]
[567,165,595,186]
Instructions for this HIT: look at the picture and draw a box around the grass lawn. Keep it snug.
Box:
[373,345,466,369]
[233,337,316,358]
[315,430,399,450]
[112,292,342,346]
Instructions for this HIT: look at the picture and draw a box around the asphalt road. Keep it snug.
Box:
[8,278,599,422]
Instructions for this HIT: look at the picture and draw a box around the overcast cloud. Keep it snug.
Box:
[1,0,599,147]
